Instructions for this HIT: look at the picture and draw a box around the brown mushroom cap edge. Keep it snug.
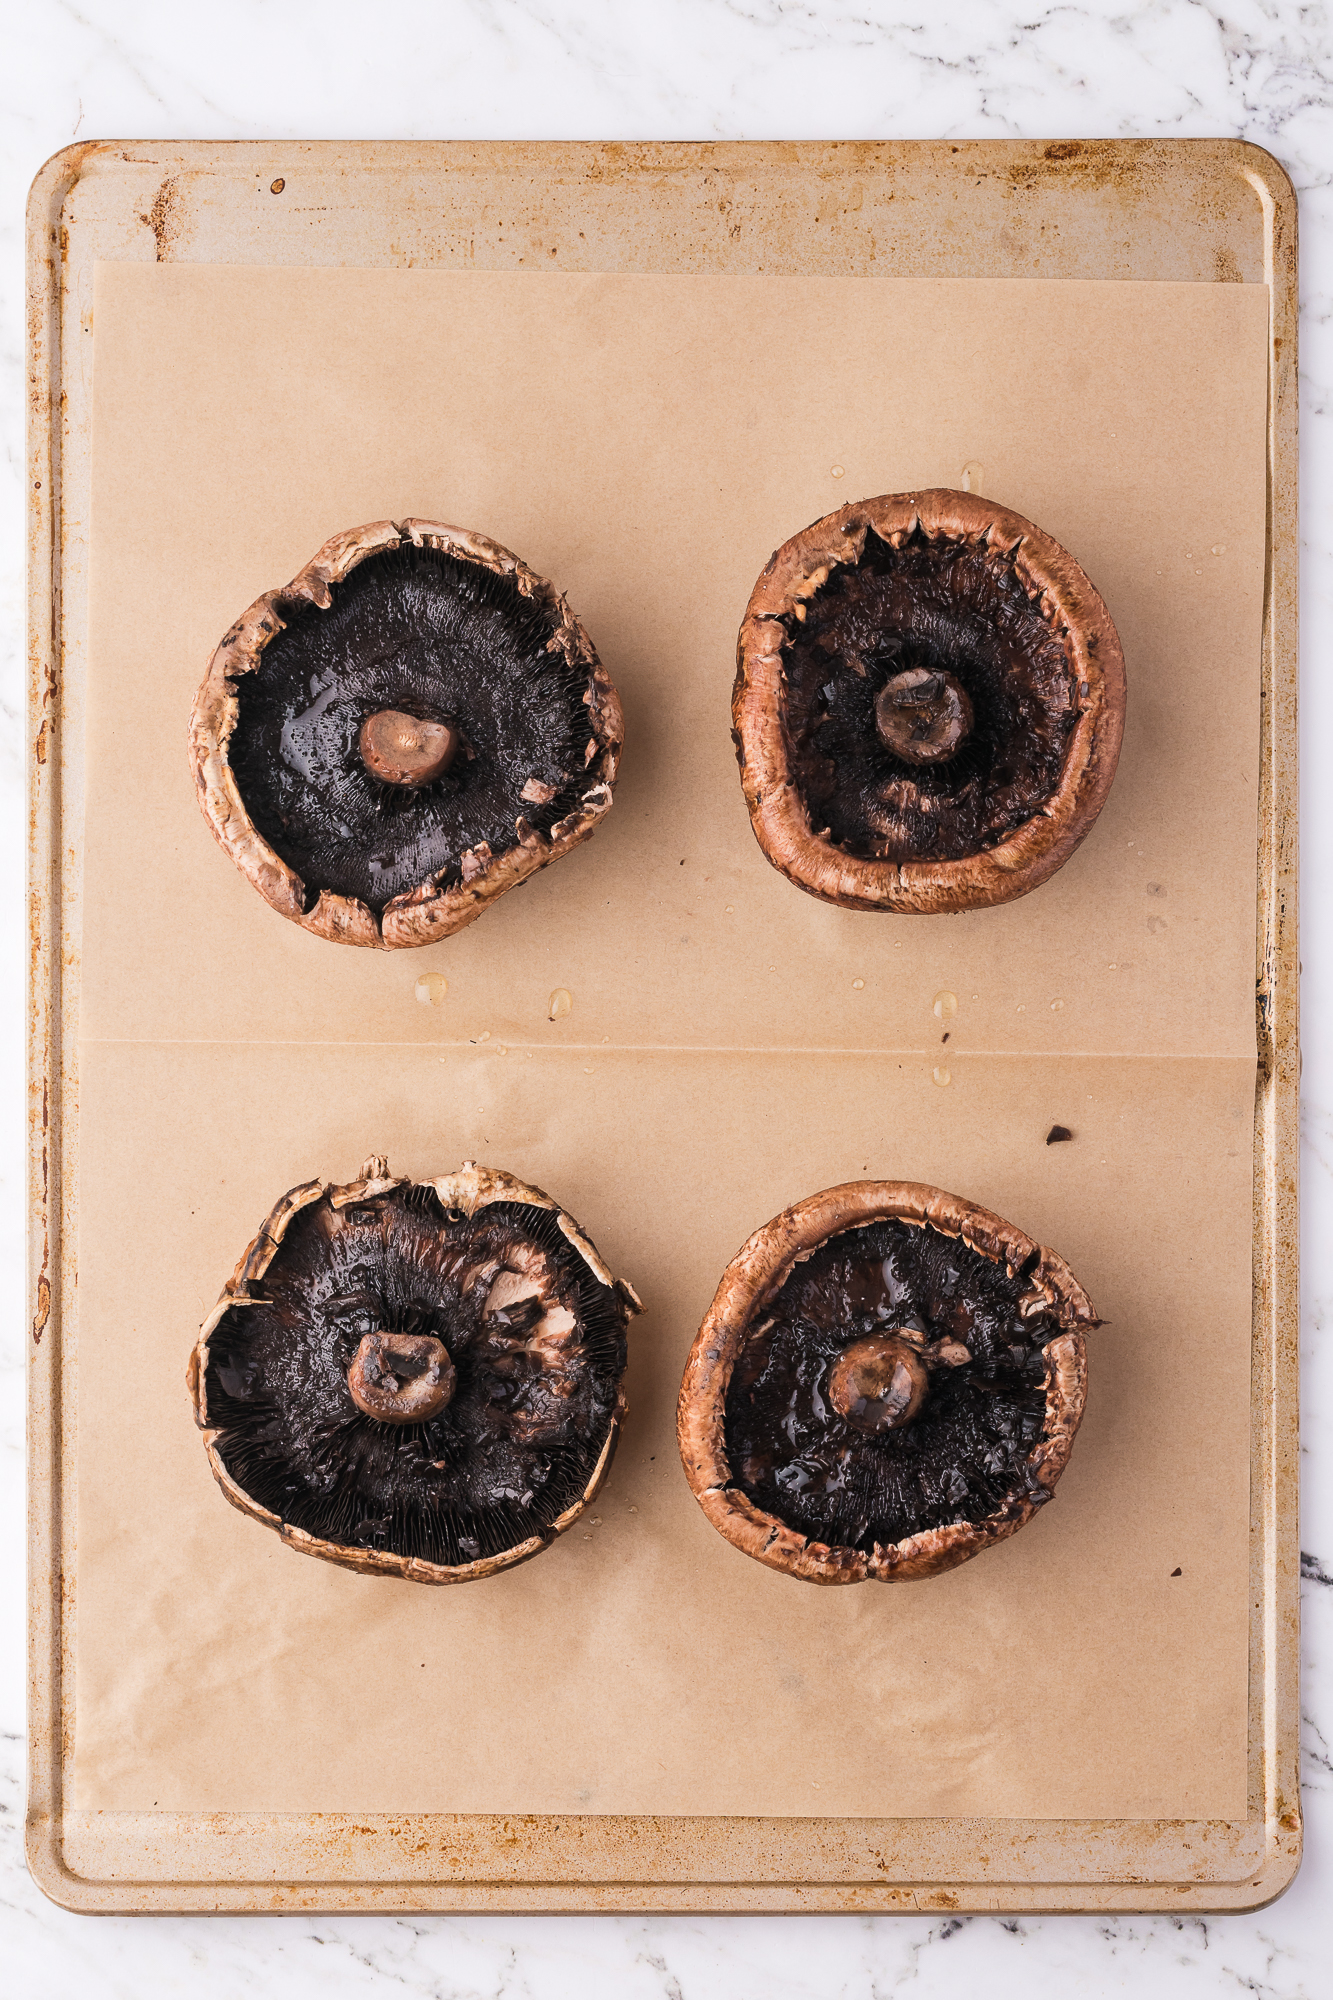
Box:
[733,489,1127,914]
[676,1179,1097,1584]
[187,1157,644,1585]
[188,519,624,949]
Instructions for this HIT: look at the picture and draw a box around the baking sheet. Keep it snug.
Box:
[70,266,1266,1822]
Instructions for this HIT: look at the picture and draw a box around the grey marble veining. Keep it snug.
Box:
[3,1,1331,1992]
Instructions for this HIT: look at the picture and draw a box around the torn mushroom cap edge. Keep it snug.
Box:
[187,1157,642,1585]
[675,1177,1097,1586]
[732,488,1127,915]
[187,518,624,951]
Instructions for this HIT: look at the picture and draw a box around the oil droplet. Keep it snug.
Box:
[1050,999,1065,1012]
[415,973,447,1006]
[548,987,572,1021]
[852,978,865,990]
[725,904,734,913]
[1016,1004,1026,1013]
[961,460,985,493]
[1211,544,1226,555]
[933,1065,952,1087]
[478,1030,491,1041]
[497,1045,508,1056]
[831,463,845,478]
[932,990,958,1019]
[1108,962,1118,970]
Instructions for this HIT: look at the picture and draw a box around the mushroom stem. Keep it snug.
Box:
[827,1333,929,1433]
[359,709,459,787]
[348,1331,456,1424]
[874,667,974,766]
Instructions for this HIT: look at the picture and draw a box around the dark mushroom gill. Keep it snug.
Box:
[723,1218,1058,1554]
[782,527,1079,863]
[204,1187,628,1568]
[227,545,596,911]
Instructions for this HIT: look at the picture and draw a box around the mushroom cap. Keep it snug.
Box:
[187,1158,643,1584]
[676,1180,1097,1584]
[733,490,1126,914]
[188,520,624,949]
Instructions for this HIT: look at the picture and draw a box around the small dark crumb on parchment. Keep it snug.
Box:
[1045,1124,1073,1145]
[1171,1567,1182,1577]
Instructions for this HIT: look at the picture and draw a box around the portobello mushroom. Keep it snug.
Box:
[733,490,1125,913]
[189,520,623,947]
[187,1158,642,1583]
[677,1180,1097,1584]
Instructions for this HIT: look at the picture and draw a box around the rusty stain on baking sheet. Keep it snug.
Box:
[25,136,1300,1917]
[139,175,182,261]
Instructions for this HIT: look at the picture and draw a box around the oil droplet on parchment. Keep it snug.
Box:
[415,973,447,1006]
[852,978,865,990]
[497,1045,508,1056]
[933,1066,952,1088]
[830,464,845,479]
[1050,999,1065,1013]
[932,990,958,1019]
[961,461,985,493]
[478,1030,491,1041]
[548,987,573,1021]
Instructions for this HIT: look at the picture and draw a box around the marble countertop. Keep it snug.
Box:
[3,1,1330,1993]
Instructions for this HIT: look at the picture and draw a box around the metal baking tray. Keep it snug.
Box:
[26,137,1299,1913]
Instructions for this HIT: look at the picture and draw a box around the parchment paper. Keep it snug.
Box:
[73,267,1267,1819]
[83,269,1266,1060]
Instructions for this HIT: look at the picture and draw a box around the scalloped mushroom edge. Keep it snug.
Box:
[676,1179,1096,1585]
[187,519,624,949]
[187,1158,641,1584]
[732,489,1127,914]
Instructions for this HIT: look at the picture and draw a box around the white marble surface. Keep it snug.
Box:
[3,0,1331,1991]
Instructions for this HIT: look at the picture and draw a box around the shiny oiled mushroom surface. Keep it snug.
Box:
[203,1184,628,1569]
[783,527,1079,865]
[228,543,597,911]
[723,1217,1059,1553]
